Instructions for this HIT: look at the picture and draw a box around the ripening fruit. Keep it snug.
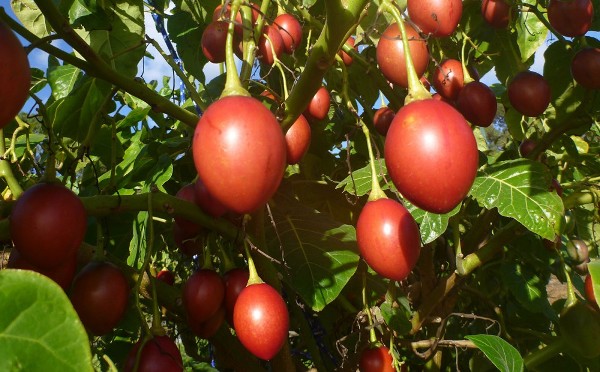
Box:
[547,0,594,37]
[201,21,228,63]
[10,183,87,269]
[481,0,513,28]
[356,198,421,281]
[407,0,463,37]
[571,48,600,89]
[305,86,331,121]
[124,335,183,372]
[274,14,303,54]
[456,81,497,127]
[0,20,31,129]
[432,59,464,100]
[193,96,286,214]
[183,269,225,326]
[373,107,395,136]
[285,114,311,165]
[359,345,395,372]
[508,71,551,117]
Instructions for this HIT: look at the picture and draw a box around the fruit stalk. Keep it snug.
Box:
[221,0,250,97]
[0,130,23,198]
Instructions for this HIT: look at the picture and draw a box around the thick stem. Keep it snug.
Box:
[523,338,566,370]
[410,273,460,334]
[221,0,250,97]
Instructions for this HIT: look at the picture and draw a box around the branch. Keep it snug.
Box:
[30,1,199,127]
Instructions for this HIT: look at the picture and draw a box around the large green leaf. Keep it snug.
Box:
[267,192,360,311]
[0,270,93,372]
[336,158,391,197]
[589,261,600,307]
[469,159,564,240]
[48,57,83,100]
[167,10,206,82]
[11,0,53,37]
[405,201,461,244]
[499,263,555,319]
[465,334,523,372]
[515,0,548,63]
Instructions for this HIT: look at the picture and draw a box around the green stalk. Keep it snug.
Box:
[381,2,430,104]
[221,0,250,97]
[523,338,567,370]
[244,241,264,286]
[0,130,23,198]
[362,269,378,344]
[362,123,387,202]
[460,34,475,84]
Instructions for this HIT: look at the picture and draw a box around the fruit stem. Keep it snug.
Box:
[460,34,475,84]
[0,129,23,198]
[450,216,463,261]
[94,222,106,260]
[381,2,430,104]
[200,236,214,270]
[221,0,251,98]
[362,122,387,202]
[362,269,378,344]
[244,239,264,286]
[557,248,578,310]
[266,34,289,100]
[216,238,236,272]
[146,191,165,336]
[523,338,566,370]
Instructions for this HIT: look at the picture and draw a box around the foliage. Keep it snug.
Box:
[0,0,599,371]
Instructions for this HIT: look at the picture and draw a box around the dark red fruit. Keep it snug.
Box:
[356,198,421,281]
[585,274,597,309]
[285,114,311,165]
[257,25,284,65]
[193,96,286,214]
[373,107,395,136]
[274,14,303,54]
[407,0,462,37]
[305,86,330,121]
[193,178,228,218]
[70,261,129,335]
[571,48,600,89]
[174,184,202,236]
[223,267,250,324]
[518,139,537,157]
[183,269,225,325]
[233,283,289,360]
[201,21,228,63]
[508,71,551,117]
[547,0,594,37]
[456,81,497,127]
[481,0,513,28]
[172,223,203,256]
[339,36,356,66]
[432,59,464,100]
[384,99,479,214]
[551,178,563,197]
[10,183,87,269]
[359,345,395,372]
[156,270,175,286]
[7,249,77,290]
[213,3,259,35]
[191,306,225,339]
[124,335,183,372]
[377,22,429,88]
[0,20,31,129]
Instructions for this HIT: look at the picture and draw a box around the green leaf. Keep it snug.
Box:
[11,0,53,38]
[0,270,93,372]
[267,192,360,311]
[48,57,82,100]
[589,261,600,307]
[405,200,461,244]
[128,211,148,268]
[515,0,548,63]
[469,159,564,240]
[465,334,524,372]
[499,263,555,319]
[167,10,206,82]
[379,301,411,336]
[336,159,392,197]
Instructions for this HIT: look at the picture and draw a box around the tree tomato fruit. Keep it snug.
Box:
[508,71,551,117]
[0,20,30,129]
[305,86,330,121]
[585,274,598,309]
[547,0,594,37]
[233,283,289,360]
[456,81,497,127]
[172,223,203,256]
[518,139,537,157]
[407,0,462,37]
[70,261,130,335]
[201,21,228,63]
[566,239,589,265]
[156,269,175,286]
[285,114,311,165]
[124,335,183,372]
[174,183,202,236]
[191,306,225,339]
[373,106,395,136]
[571,47,600,90]
[183,269,225,325]
[192,96,286,214]
[274,14,303,54]
[384,99,479,214]
[8,248,77,290]
[359,345,395,372]
[481,0,513,28]
[223,267,250,325]
[432,59,464,100]
[339,36,356,66]
[10,183,87,269]
[257,25,284,66]
[356,198,421,281]
[377,22,429,88]
[193,178,228,218]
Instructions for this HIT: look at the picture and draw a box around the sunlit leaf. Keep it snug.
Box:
[466,334,523,372]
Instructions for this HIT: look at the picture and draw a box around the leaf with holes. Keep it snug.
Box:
[466,335,523,372]
[469,159,564,240]
[266,192,360,311]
